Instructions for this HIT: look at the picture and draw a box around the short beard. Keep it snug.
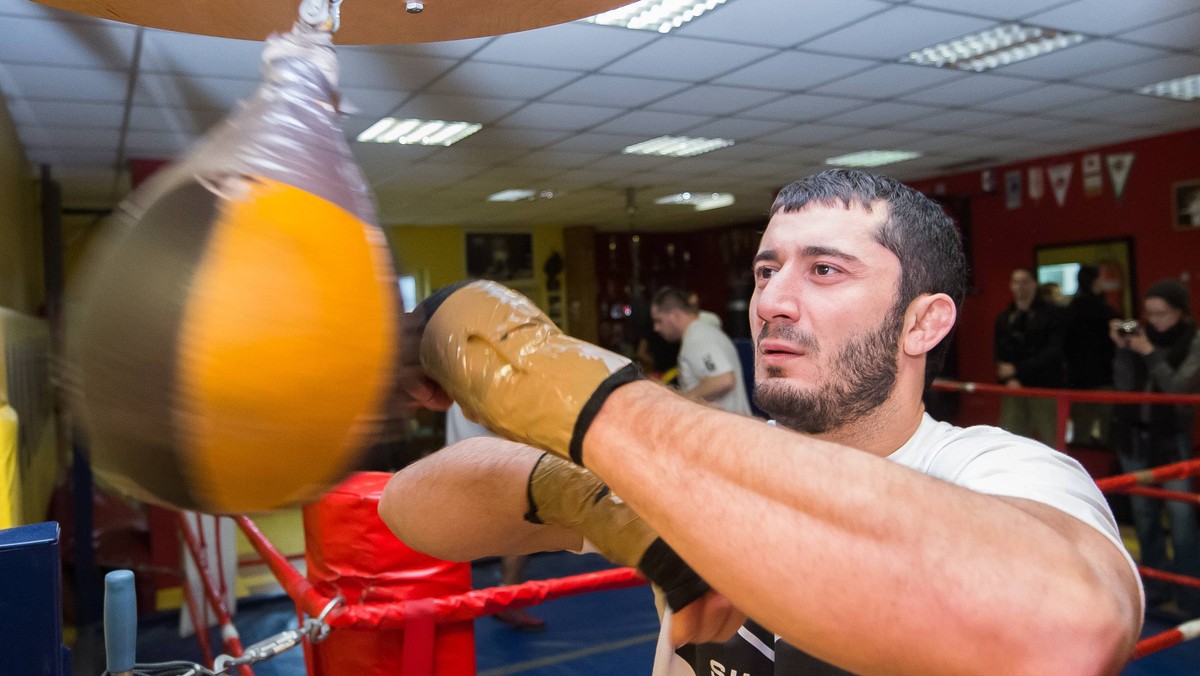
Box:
[753,301,905,434]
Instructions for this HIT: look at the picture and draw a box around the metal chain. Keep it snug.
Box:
[211,597,344,673]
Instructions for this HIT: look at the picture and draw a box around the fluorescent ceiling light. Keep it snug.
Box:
[825,150,922,168]
[584,0,726,34]
[1137,73,1200,101]
[655,191,735,211]
[357,117,482,145]
[900,23,1086,72]
[623,135,734,158]
[488,189,537,202]
[487,189,558,202]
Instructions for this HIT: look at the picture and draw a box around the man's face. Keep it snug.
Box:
[651,305,682,342]
[1009,270,1037,305]
[749,202,905,434]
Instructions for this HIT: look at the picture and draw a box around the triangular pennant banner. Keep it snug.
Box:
[1048,163,1073,207]
[1106,153,1135,200]
[1004,170,1022,210]
[1028,166,1044,200]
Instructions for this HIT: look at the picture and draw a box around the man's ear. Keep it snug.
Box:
[902,293,956,357]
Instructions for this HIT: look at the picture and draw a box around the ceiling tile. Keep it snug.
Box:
[810,63,968,99]
[472,22,657,70]
[389,93,527,125]
[714,51,876,91]
[899,73,1041,106]
[133,73,258,110]
[601,36,777,83]
[682,117,792,141]
[896,109,1013,133]
[738,93,864,122]
[1117,10,1200,50]
[757,123,863,146]
[680,0,891,49]
[544,132,647,153]
[0,16,136,69]
[0,63,128,102]
[542,74,690,108]
[455,127,574,149]
[8,99,125,128]
[1026,0,1198,35]
[1076,53,1200,89]
[590,110,715,136]
[832,128,931,149]
[820,101,943,128]
[336,49,458,90]
[140,30,266,79]
[495,102,624,131]
[907,0,1074,20]
[426,62,583,99]
[996,40,1170,79]
[647,85,784,115]
[971,84,1110,114]
[801,6,994,59]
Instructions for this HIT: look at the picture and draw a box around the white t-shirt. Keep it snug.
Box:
[677,319,751,416]
[444,402,492,445]
[651,413,1139,675]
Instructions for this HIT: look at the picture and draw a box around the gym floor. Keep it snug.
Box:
[127,549,1197,675]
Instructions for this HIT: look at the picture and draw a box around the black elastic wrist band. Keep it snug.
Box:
[569,362,643,466]
[522,452,552,524]
[638,538,710,611]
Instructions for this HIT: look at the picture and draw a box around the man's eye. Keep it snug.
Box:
[755,266,776,280]
[814,263,836,275]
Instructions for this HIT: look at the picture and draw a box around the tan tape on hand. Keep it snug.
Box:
[526,453,657,569]
[419,281,637,462]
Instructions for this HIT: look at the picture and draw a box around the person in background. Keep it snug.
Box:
[1039,281,1067,307]
[650,287,751,415]
[445,401,547,631]
[1065,264,1120,447]
[1111,278,1200,619]
[994,267,1067,446]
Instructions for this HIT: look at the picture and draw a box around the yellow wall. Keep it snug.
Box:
[0,93,41,314]
[383,223,567,319]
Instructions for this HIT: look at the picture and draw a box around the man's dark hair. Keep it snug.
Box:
[651,287,696,314]
[770,169,969,389]
[1076,265,1100,296]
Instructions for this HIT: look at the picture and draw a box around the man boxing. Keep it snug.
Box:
[386,169,1142,674]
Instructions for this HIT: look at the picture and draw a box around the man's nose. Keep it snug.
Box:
[754,275,800,321]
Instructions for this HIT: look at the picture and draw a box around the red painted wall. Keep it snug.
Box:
[909,127,1200,426]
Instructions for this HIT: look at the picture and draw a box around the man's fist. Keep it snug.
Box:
[418,280,641,464]
[526,452,710,612]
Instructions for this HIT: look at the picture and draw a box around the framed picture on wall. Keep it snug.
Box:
[1172,179,1200,230]
[1034,237,1135,318]
[465,232,534,282]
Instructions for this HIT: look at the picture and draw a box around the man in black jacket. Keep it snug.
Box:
[1065,265,1119,446]
[994,268,1067,445]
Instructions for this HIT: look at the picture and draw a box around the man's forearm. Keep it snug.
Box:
[379,437,582,560]
[581,381,1138,675]
[684,371,735,403]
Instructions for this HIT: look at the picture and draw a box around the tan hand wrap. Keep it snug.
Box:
[419,280,640,463]
[526,453,658,569]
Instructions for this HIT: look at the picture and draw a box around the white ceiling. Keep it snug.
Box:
[1,0,1198,232]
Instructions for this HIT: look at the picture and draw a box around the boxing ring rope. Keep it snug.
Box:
[175,511,647,673]
[170,382,1200,672]
[930,378,1200,453]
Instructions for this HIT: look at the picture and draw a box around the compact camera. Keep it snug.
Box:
[1118,320,1140,335]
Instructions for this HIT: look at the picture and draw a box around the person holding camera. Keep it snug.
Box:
[1111,277,1200,618]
